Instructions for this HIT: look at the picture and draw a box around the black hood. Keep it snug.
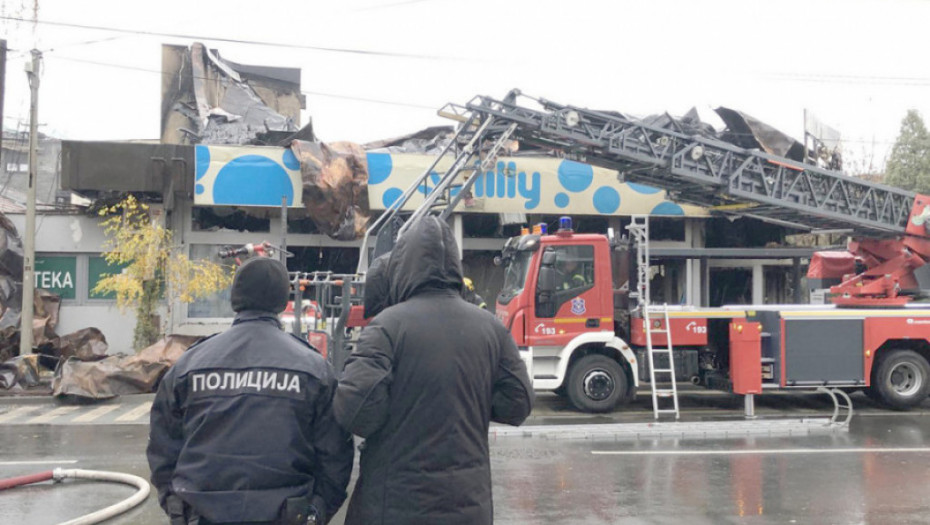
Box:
[363,253,391,319]
[388,216,463,305]
[230,257,290,313]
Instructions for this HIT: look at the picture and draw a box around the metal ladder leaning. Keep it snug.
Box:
[628,215,680,420]
[644,304,681,420]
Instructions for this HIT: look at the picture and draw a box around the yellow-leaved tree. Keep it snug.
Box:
[93,195,234,350]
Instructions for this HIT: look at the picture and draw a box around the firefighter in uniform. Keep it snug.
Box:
[461,276,487,309]
[147,257,354,525]
[558,259,587,290]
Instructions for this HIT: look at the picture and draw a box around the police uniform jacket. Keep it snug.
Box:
[147,310,354,523]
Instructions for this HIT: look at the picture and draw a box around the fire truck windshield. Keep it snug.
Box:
[498,251,534,305]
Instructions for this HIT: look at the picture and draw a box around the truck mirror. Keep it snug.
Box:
[538,266,557,293]
[541,250,557,267]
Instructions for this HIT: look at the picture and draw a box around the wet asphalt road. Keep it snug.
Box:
[2,390,930,524]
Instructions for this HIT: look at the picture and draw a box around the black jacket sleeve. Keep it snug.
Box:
[146,370,184,512]
[333,321,395,438]
[310,367,355,521]
[491,325,534,425]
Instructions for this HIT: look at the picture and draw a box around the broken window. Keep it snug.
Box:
[191,206,270,233]
[287,214,321,234]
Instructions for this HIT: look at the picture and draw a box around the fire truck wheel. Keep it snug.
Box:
[567,354,627,413]
[874,350,930,410]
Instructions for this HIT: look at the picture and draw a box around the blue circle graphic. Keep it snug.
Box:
[282,149,300,170]
[554,192,570,208]
[367,153,393,185]
[195,184,205,195]
[651,202,684,215]
[195,145,210,181]
[382,187,403,209]
[627,182,662,195]
[213,155,294,206]
[593,186,621,214]
[557,160,594,193]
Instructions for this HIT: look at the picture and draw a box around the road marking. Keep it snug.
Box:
[71,404,121,423]
[592,447,930,456]
[0,460,79,465]
[0,406,40,423]
[26,406,80,424]
[114,401,152,422]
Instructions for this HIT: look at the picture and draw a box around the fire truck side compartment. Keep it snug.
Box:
[635,348,698,383]
[751,311,782,385]
[784,318,864,385]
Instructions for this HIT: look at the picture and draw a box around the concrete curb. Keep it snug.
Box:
[490,417,847,440]
[0,393,156,406]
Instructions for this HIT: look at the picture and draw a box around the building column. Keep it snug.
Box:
[452,214,464,260]
[685,219,705,306]
[752,263,764,305]
[793,257,803,304]
[701,258,709,307]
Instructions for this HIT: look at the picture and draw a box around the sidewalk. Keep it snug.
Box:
[0,391,155,405]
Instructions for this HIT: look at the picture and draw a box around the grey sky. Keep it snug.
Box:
[2,0,929,173]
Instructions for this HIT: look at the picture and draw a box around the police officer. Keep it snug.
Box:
[147,257,354,525]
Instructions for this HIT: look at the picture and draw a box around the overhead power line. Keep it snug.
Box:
[38,55,921,143]
[354,0,440,11]
[759,71,930,87]
[46,55,439,110]
[0,15,458,61]
[38,56,910,150]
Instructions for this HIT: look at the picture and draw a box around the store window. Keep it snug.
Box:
[87,256,127,300]
[187,244,236,318]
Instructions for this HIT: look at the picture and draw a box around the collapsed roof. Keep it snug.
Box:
[161,43,306,146]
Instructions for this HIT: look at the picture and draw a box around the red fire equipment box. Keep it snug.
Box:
[729,321,762,395]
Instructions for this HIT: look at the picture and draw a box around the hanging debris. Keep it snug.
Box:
[290,140,371,240]
[715,107,805,161]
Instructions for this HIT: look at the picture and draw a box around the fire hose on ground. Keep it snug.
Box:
[0,468,150,524]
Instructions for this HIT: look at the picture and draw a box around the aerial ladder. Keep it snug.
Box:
[360,88,930,307]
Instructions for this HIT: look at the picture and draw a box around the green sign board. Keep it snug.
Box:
[88,256,127,300]
[34,256,77,299]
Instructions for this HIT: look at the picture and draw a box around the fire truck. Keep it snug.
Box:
[353,89,930,417]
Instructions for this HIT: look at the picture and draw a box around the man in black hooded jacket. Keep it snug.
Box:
[334,216,534,525]
[147,257,354,524]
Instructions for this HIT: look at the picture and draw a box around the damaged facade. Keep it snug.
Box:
[0,42,829,396]
[161,43,305,145]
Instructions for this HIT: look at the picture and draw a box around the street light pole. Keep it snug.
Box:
[19,49,40,356]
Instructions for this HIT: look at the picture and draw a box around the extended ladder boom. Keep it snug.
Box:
[452,90,916,236]
[358,89,923,279]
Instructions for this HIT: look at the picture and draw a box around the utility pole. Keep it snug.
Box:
[0,40,6,154]
[19,49,40,356]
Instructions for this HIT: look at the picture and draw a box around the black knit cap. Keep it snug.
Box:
[230,257,290,313]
